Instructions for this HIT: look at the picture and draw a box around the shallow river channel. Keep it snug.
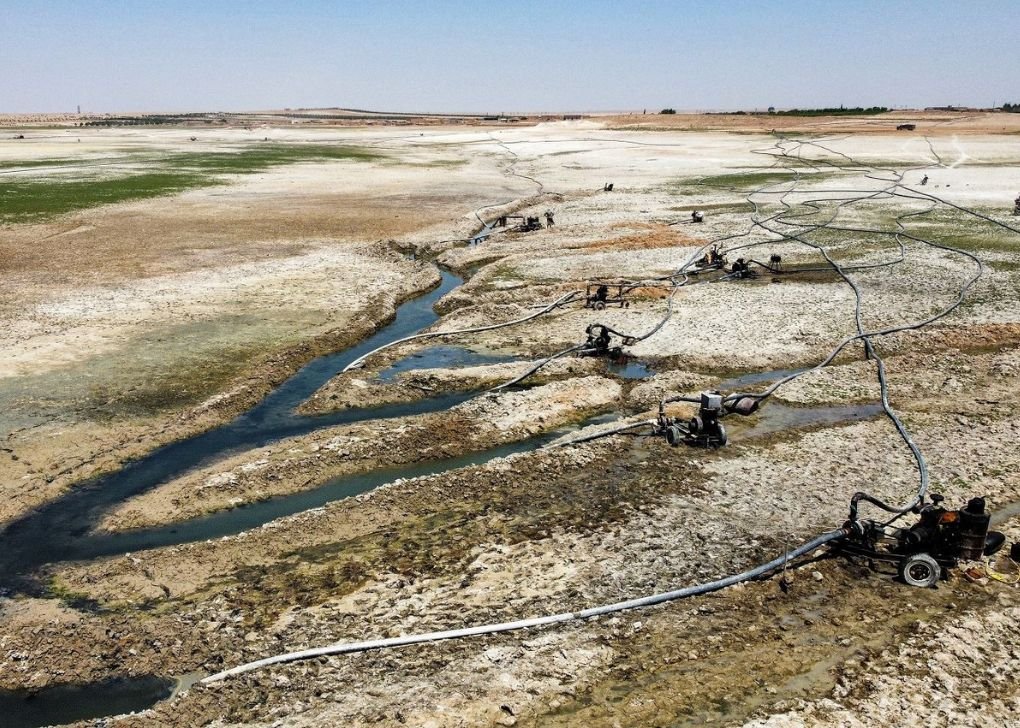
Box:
[0,262,886,726]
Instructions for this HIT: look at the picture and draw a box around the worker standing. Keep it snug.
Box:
[545,210,555,228]
[1014,194,1020,216]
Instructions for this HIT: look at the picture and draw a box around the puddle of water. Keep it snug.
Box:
[607,359,655,380]
[717,367,808,391]
[0,675,173,728]
[378,345,515,382]
[461,258,496,279]
[584,413,622,426]
[735,402,884,440]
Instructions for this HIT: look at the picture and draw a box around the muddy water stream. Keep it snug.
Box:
[0,265,563,725]
[737,402,884,440]
[0,261,660,585]
[0,256,880,726]
[718,367,808,391]
[377,344,514,381]
[0,271,472,583]
[65,423,580,561]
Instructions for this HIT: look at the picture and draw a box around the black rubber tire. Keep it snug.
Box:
[594,301,606,311]
[898,553,940,588]
[665,425,684,447]
[715,422,727,448]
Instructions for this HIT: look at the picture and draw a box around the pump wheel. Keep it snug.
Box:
[898,553,940,588]
[715,423,727,448]
[665,425,684,447]
[593,301,606,310]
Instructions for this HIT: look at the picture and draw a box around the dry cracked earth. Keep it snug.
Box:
[1,113,1019,727]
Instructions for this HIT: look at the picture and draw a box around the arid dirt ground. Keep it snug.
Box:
[1,112,1019,727]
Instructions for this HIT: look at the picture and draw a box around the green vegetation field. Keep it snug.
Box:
[0,144,382,224]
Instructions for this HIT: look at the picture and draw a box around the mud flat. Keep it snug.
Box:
[1,117,1020,727]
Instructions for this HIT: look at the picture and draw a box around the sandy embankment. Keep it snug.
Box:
[299,355,607,414]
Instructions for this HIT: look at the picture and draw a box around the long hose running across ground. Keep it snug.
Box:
[203,132,1017,684]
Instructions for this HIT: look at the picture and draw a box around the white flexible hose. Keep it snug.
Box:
[202,529,845,684]
[200,135,1012,688]
[544,418,657,448]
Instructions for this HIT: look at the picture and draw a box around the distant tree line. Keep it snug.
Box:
[83,115,226,127]
[767,106,889,116]
[701,106,889,117]
[1002,103,1020,113]
[660,108,677,115]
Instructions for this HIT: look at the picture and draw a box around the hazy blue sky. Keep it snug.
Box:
[2,0,1016,113]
